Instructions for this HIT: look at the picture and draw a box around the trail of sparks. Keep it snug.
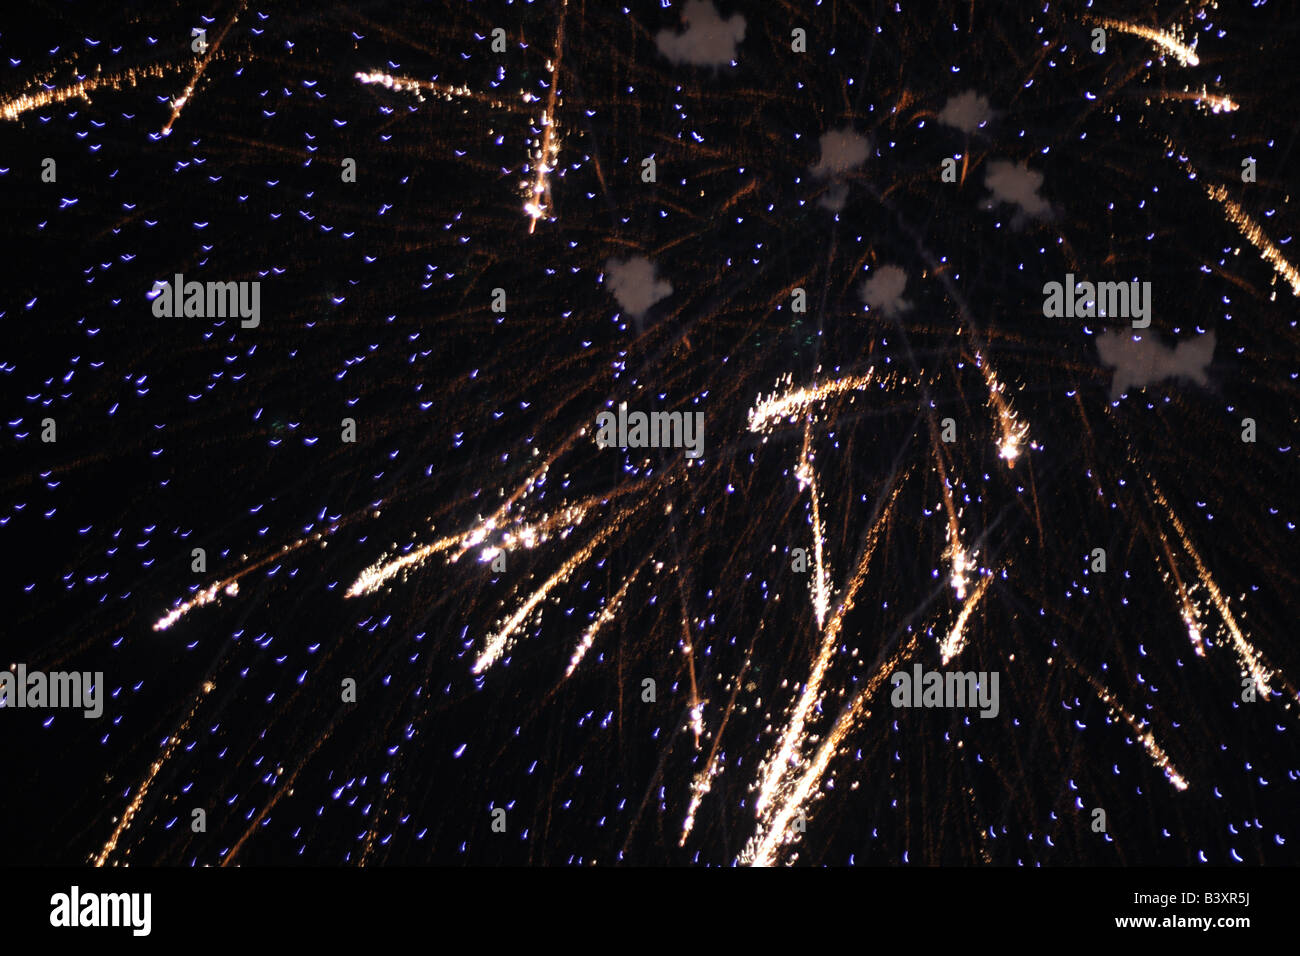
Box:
[1090,17,1200,67]
[347,483,644,598]
[1151,512,1208,657]
[525,0,567,232]
[345,529,464,598]
[154,530,329,630]
[668,547,706,751]
[472,516,624,675]
[566,561,642,677]
[1160,88,1239,113]
[346,499,593,598]
[448,427,601,563]
[1074,664,1190,792]
[681,632,763,846]
[752,479,903,819]
[747,371,879,433]
[680,757,721,846]
[1,64,173,122]
[1150,480,1289,702]
[930,430,973,603]
[938,569,994,664]
[348,426,631,598]
[93,681,215,866]
[1160,137,1300,296]
[795,422,831,629]
[977,355,1031,468]
[357,0,567,232]
[742,635,919,867]
[945,521,975,602]
[160,0,248,137]
[355,70,528,112]
[1205,184,1300,296]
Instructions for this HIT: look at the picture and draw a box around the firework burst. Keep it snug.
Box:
[3,0,1298,869]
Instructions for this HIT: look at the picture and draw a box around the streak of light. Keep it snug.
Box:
[669,552,705,751]
[348,475,637,599]
[1151,480,1284,701]
[1151,513,1208,657]
[526,0,567,232]
[747,371,881,433]
[472,518,623,675]
[155,531,328,630]
[681,635,763,846]
[1160,139,1300,297]
[680,756,721,846]
[153,579,240,631]
[688,700,705,740]
[743,635,919,867]
[1090,17,1199,66]
[945,526,974,602]
[1206,184,1300,296]
[161,0,248,136]
[566,562,642,677]
[931,439,972,604]
[355,70,524,112]
[1074,665,1189,792]
[1160,88,1238,113]
[345,530,463,598]
[939,569,994,664]
[93,681,215,866]
[353,498,590,598]
[795,422,831,629]
[2,64,173,122]
[978,356,1031,469]
[752,478,904,819]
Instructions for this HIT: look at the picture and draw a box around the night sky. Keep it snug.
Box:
[3,0,1299,867]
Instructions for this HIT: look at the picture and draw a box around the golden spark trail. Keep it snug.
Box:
[681,756,721,845]
[347,499,601,597]
[345,530,463,598]
[747,691,871,866]
[2,64,173,122]
[753,480,903,818]
[1159,139,1299,296]
[945,522,974,602]
[161,0,248,136]
[448,428,604,563]
[154,579,239,631]
[1150,481,1291,702]
[154,531,327,630]
[348,429,654,598]
[939,570,994,664]
[979,359,1031,468]
[748,372,878,432]
[1073,665,1189,791]
[682,634,764,845]
[1151,516,1207,657]
[453,498,597,564]
[355,71,528,112]
[743,635,918,867]
[795,422,831,628]
[746,371,910,816]
[526,0,567,232]
[668,552,706,751]
[1160,88,1238,113]
[93,681,215,866]
[1206,184,1300,296]
[472,517,623,674]
[566,562,642,677]
[931,429,973,603]
[1089,17,1199,66]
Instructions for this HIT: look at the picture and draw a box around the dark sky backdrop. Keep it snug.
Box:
[2,0,1299,865]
